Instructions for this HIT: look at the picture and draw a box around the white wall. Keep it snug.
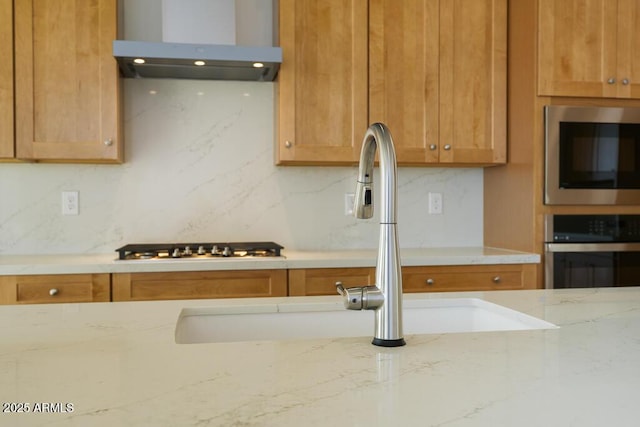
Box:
[0,79,483,255]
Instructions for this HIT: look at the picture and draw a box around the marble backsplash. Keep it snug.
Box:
[0,79,482,255]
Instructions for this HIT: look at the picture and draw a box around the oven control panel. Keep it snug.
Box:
[547,214,640,242]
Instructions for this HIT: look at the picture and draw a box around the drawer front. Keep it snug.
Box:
[10,274,110,304]
[403,265,532,292]
[112,270,287,301]
[288,268,375,296]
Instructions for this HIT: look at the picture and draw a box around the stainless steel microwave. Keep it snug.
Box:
[544,105,640,205]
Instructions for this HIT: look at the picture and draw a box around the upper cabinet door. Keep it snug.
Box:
[369,0,440,164]
[616,0,640,98]
[277,0,369,165]
[537,0,640,99]
[14,0,122,162]
[438,0,506,164]
[278,0,506,166]
[369,0,506,165]
[0,0,13,158]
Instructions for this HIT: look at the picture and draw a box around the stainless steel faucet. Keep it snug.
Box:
[336,123,405,347]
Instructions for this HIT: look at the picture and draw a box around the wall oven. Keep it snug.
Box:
[544,105,640,205]
[544,214,640,289]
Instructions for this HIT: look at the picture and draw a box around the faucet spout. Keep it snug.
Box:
[340,123,405,347]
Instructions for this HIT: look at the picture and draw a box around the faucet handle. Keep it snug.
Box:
[336,281,363,310]
[335,282,384,310]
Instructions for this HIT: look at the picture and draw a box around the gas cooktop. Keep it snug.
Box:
[115,242,284,260]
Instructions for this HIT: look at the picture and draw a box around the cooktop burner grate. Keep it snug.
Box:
[115,242,284,260]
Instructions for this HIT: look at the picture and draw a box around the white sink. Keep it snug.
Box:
[175,297,558,344]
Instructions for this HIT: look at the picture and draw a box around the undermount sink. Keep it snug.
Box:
[175,297,558,344]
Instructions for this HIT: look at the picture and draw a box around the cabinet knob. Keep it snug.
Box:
[284,140,292,148]
[443,144,451,151]
[429,144,437,151]
[607,77,616,85]
[425,278,434,285]
[103,138,113,146]
[622,78,630,86]
[492,276,501,284]
[49,288,59,296]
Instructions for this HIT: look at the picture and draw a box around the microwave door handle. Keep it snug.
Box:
[545,242,640,252]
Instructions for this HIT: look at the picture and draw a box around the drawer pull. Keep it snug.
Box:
[492,276,501,284]
[425,278,434,285]
[49,288,59,296]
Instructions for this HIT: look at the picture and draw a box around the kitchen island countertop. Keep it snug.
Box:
[1,287,639,426]
[0,246,539,275]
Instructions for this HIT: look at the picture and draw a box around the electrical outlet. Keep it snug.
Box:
[428,192,443,215]
[344,193,355,216]
[62,191,79,215]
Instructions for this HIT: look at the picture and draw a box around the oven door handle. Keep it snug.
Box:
[545,242,640,252]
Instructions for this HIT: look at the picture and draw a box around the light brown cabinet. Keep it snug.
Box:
[402,264,536,293]
[369,0,506,165]
[288,264,535,296]
[0,274,110,304]
[288,267,375,296]
[538,0,640,99]
[1,0,122,162]
[0,0,13,158]
[112,270,288,302]
[276,0,506,166]
[276,0,368,165]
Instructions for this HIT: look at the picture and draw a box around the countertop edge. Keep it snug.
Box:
[0,247,540,275]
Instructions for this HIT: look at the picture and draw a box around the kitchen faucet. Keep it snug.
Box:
[336,123,405,347]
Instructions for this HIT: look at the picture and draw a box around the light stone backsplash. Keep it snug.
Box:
[0,79,483,255]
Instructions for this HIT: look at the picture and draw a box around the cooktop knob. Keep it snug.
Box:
[211,245,220,255]
[171,248,181,258]
[222,246,232,257]
[183,246,192,256]
[197,245,206,255]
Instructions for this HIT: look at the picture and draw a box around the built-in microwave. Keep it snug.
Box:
[544,105,640,205]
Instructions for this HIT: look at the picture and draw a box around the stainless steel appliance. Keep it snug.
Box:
[544,105,640,205]
[115,242,283,260]
[544,215,640,288]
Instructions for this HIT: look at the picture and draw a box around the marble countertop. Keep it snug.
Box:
[2,287,639,426]
[0,247,539,275]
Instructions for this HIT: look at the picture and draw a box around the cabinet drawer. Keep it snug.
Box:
[0,274,110,304]
[403,265,535,293]
[112,270,287,301]
[288,268,375,296]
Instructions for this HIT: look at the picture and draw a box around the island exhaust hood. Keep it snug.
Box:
[113,40,282,81]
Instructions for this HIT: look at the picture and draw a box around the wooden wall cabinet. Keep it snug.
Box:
[538,0,640,99]
[276,0,368,165]
[112,270,288,302]
[0,274,110,304]
[277,0,506,166]
[1,0,122,162]
[0,0,13,158]
[288,264,535,296]
[369,0,506,165]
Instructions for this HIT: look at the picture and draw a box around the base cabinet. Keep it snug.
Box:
[0,264,536,304]
[402,264,536,293]
[288,264,536,296]
[288,267,376,296]
[112,270,288,301]
[0,274,110,304]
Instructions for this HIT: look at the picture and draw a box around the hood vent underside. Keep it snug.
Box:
[113,40,282,81]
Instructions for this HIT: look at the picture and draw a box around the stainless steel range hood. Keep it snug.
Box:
[113,40,282,81]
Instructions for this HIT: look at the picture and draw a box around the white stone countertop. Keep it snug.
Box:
[0,247,539,275]
[2,287,639,426]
